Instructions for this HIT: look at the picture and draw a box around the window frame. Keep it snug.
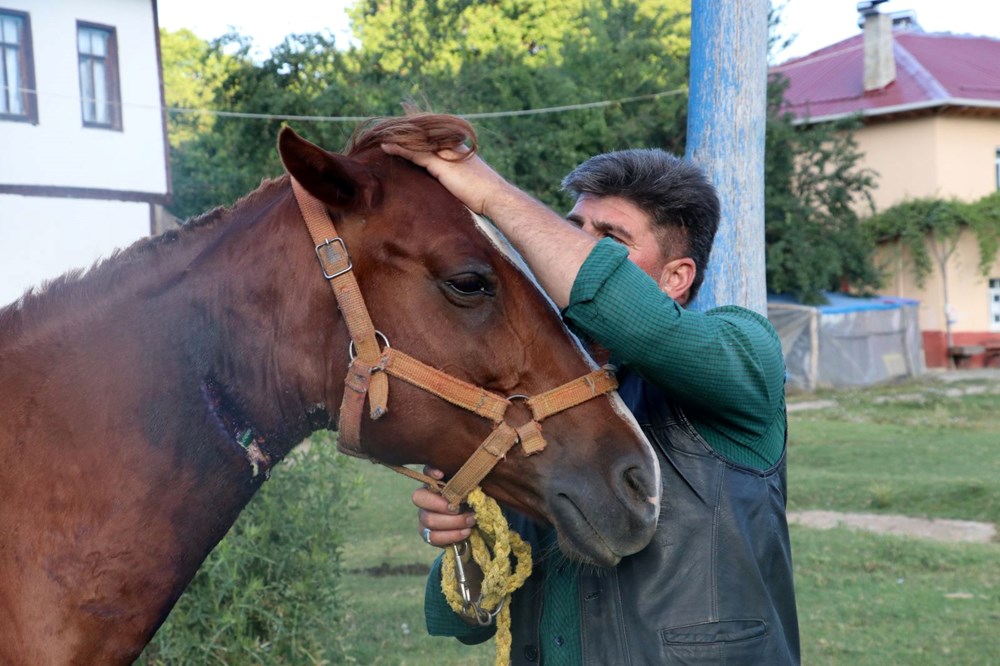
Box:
[76,20,121,131]
[0,8,38,124]
[989,277,1000,333]
[995,148,1000,191]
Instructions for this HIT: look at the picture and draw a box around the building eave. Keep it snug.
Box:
[790,97,1000,125]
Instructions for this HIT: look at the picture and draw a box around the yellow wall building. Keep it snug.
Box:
[772,10,1000,367]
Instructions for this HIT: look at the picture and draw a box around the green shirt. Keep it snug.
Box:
[424,238,788,663]
[564,238,786,469]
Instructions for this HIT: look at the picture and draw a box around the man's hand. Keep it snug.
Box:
[381,143,596,309]
[381,143,511,220]
[413,467,477,547]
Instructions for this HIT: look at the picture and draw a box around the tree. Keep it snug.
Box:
[763,75,881,303]
[161,2,880,304]
[159,28,235,145]
[968,190,1000,276]
[161,30,363,219]
[347,0,691,207]
[161,2,693,219]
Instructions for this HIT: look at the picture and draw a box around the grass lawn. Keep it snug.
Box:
[333,374,999,664]
[784,376,1000,665]
[792,526,998,665]
[338,460,493,665]
[788,383,1000,523]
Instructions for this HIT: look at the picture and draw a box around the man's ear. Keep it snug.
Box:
[657,257,697,305]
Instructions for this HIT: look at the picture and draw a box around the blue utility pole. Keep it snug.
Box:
[685,0,769,315]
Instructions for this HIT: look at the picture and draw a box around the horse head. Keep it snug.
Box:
[278,116,659,566]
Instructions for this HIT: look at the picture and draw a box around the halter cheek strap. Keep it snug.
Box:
[289,176,618,508]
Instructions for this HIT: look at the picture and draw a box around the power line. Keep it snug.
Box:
[166,106,368,122]
[163,87,688,122]
[461,89,687,119]
[14,84,687,123]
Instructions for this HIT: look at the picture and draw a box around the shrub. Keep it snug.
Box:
[139,434,357,665]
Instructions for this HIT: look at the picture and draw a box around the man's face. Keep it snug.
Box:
[567,193,666,280]
[567,193,695,304]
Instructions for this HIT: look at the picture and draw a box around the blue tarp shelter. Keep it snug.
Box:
[767,292,925,391]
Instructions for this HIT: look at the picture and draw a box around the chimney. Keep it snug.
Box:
[858,1,896,91]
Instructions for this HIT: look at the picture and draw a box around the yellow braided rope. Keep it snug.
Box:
[441,487,532,666]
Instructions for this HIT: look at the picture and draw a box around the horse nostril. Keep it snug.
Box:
[622,464,655,505]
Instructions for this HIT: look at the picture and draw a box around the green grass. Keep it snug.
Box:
[786,377,1000,665]
[788,386,1000,523]
[793,527,999,665]
[336,461,493,665]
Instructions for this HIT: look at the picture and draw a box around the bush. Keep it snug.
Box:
[139,434,358,665]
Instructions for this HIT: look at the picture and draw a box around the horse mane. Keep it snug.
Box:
[346,112,479,161]
[0,176,292,334]
[179,175,289,232]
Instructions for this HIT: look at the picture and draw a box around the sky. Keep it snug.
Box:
[156,0,1000,64]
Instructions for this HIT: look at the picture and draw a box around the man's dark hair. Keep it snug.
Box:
[561,148,720,302]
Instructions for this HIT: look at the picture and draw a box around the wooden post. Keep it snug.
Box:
[685,0,769,315]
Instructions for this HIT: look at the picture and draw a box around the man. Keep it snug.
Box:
[382,141,800,665]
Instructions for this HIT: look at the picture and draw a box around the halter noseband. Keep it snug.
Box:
[290,177,618,509]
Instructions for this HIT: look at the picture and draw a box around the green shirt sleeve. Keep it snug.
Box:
[563,238,786,469]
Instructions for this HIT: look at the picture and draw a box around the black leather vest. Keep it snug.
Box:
[508,371,800,665]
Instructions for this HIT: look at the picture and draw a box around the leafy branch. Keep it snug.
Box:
[867,193,1000,287]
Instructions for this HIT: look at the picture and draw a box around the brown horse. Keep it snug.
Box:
[0,114,659,664]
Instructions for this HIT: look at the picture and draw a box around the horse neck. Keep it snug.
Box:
[166,179,349,463]
[6,175,355,477]
[0,178,352,661]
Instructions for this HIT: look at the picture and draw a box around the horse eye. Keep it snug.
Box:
[446,274,494,297]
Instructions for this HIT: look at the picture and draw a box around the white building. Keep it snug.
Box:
[0,0,170,306]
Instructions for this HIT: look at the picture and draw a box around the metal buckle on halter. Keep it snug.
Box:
[315,237,352,279]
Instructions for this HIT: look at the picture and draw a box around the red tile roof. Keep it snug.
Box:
[771,30,1000,122]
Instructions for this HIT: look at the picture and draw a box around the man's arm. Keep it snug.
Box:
[380,143,594,308]
[565,240,787,468]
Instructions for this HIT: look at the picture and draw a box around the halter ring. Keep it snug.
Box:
[349,330,391,361]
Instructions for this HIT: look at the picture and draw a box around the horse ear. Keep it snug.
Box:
[278,126,381,213]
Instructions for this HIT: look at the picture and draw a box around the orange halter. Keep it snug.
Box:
[290,177,618,509]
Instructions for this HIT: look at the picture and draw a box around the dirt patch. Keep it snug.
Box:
[786,399,837,412]
[350,562,432,577]
[788,510,996,544]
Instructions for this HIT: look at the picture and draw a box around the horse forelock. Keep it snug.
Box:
[347,113,478,159]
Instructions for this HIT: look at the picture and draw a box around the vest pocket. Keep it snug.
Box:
[660,619,767,664]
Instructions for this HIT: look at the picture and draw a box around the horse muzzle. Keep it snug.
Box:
[545,446,660,567]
